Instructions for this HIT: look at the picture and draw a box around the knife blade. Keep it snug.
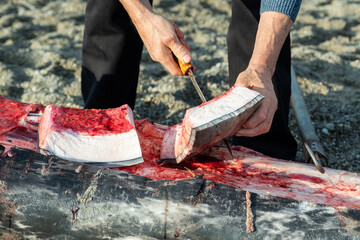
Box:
[187,69,206,102]
[175,57,234,159]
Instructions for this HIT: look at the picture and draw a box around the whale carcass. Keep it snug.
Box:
[1,94,360,239]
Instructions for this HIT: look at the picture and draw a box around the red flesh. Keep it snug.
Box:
[0,96,43,152]
[48,105,133,136]
[1,96,360,209]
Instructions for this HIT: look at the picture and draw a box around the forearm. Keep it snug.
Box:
[234,12,294,137]
[119,0,155,29]
[248,12,293,77]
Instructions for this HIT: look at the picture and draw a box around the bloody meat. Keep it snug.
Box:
[38,104,143,166]
[1,95,360,209]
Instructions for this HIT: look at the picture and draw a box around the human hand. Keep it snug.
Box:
[119,1,191,75]
[137,14,191,75]
[231,11,293,137]
[234,65,278,137]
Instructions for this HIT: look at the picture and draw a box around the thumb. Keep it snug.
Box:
[168,38,191,64]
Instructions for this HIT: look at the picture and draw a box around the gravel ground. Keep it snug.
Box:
[0,0,359,171]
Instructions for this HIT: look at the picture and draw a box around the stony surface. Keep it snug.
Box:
[0,0,359,172]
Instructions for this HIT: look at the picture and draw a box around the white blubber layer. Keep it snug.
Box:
[160,86,264,163]
[42,129,142,166]
[39,105,143,167]
[187,86,261,128]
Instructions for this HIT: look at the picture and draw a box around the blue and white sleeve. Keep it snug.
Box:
[260,0,302,22]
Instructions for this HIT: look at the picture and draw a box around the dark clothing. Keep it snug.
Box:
[81,0,147,109]
[81,0,297,160]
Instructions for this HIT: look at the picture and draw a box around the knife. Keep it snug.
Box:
[175,57,235,159]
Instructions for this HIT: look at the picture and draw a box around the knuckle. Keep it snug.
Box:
[274,99,278,108]
[174,44,186,55]
[261,123,271,134]
[172,68,183,76]
[169,69,177,75]
[149,49,163,62]
[152,54,162,63]
[244,122,255,129]
[151,55,158,62]
[258,112,267,122]
[149,53,159,62]
[263,126,271,134]
[163,35,176,46]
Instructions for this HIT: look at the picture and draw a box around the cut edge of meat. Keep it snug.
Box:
[176,93,263,162]
[160,87,264,163]
[38,105,54,148]
[159,124,182,161]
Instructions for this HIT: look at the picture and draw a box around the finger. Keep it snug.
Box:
[165,59,183,75]
[161,49,183,76]
[236,108,274,137]
[242,104,268,129]
[165,24,191,63]
[172,23,191,56]
[235,120,271,137]
[171,20,185,39]
[173,24,190,50]
[179,38,190,50]
[191,64,197,72]
[168,40,191,64]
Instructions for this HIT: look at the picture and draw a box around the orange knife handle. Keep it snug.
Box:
[177,59,193,76]
[173,54,194,76]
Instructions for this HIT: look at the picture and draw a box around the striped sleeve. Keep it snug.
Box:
[260,0,302,22]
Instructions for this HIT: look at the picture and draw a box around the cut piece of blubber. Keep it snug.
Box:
[38,104,143,167]
[160,86,264,163]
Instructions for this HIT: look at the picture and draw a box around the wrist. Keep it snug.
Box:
[132,6,156,25]
[247,62,274,79]
[248,43,277,78]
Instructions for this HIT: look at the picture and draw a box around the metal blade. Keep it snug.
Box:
[188,70,207,102]
[188,70,234,159]
[304,142,325,174]
[223,139,234,159]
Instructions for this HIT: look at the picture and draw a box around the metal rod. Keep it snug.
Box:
[304,142,325,173]
[290,65,327,173]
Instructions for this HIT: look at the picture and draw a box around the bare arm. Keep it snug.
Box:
[119,0,191,75]
[235,11,293,137]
